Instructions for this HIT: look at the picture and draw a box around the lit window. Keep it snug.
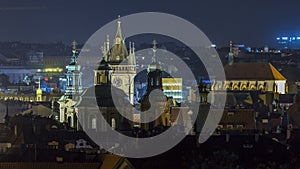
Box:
[227,112,234,116]
[237,125,244,129]
[92,118,97,129]
[227,125,233,129]
[217,125,223,129]
[111,118,116,129]
[262,119,268,124]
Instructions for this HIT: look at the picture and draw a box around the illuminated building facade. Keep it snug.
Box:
[212,62,287,104]
[58,41,83,129]
[162,78,183,103]
[140,40,171,131]
[76,57,132,132]
[99,16,136,104]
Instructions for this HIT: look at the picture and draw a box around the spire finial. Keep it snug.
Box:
[152,40,158,62]
[132,42,135,53]
[153,40,157,56]
[70,40,78,64]
[106,35,110,52]
[228,41,234,66]
[153,40,157,53]
[118,15,121,25]
[72,40,77,54]
[115,15,123,44]
[38,77,41,89]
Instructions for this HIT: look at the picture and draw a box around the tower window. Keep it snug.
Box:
[111,118,116,129]
[69,77,73,86]
[92,118,97,129]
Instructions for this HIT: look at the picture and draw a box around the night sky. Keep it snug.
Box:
[1,0,300,47]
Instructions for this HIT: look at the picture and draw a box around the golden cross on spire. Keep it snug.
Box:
[72,40,77,54]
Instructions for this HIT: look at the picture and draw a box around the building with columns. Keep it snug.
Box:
[212,63,287,93]
[212,62,287,106]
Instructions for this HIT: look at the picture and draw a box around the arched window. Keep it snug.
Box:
[69,77,73,86]
[92,118,97,129]
[111,118,116,129]
[68,116,72,127]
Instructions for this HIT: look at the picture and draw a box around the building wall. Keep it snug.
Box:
[162,78,183,103]
[212,80,287,94]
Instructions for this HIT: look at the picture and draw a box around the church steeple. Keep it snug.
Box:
[147,40,163,92]
[70,40,78,65]
[98,15,136,104]
[65,40,83,97]
[152,40,157,61]
[101,35,110,62]
[109,15,128,63]
[128,42,136,65]
[36,77,43,102]
[115,15,123,45]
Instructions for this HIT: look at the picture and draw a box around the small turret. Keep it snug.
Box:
[128,42,136,65]
[36,77,43,102]
[147,40,163,92]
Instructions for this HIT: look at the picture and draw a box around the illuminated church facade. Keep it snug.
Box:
[96,16,136,105]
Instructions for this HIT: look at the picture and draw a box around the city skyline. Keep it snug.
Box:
[1,1,300,168]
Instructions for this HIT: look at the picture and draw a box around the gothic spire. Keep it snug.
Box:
[106,35,110,53]
[152,40,157,62]
[70,40,77,64]
[148,40,161,72]
[36,77,42,94]
[128,42,136,65]
[115,15,123,45]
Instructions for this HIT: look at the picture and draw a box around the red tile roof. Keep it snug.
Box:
[221,63,286,80]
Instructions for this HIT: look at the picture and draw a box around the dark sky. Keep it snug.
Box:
[1,0,300,47]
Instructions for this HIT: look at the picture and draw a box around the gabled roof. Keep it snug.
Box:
[222,62,286,81]
[100,154,134,169]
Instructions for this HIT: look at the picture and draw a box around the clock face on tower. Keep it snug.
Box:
[113,77,122,87]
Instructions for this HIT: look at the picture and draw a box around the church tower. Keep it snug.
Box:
[65,40,83,98]
[36,77,43,102]
[100,15,136,105]
[147,40,163,92]
[140,40,170,131]
[94,58,112,85]
[58,41,82,129]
